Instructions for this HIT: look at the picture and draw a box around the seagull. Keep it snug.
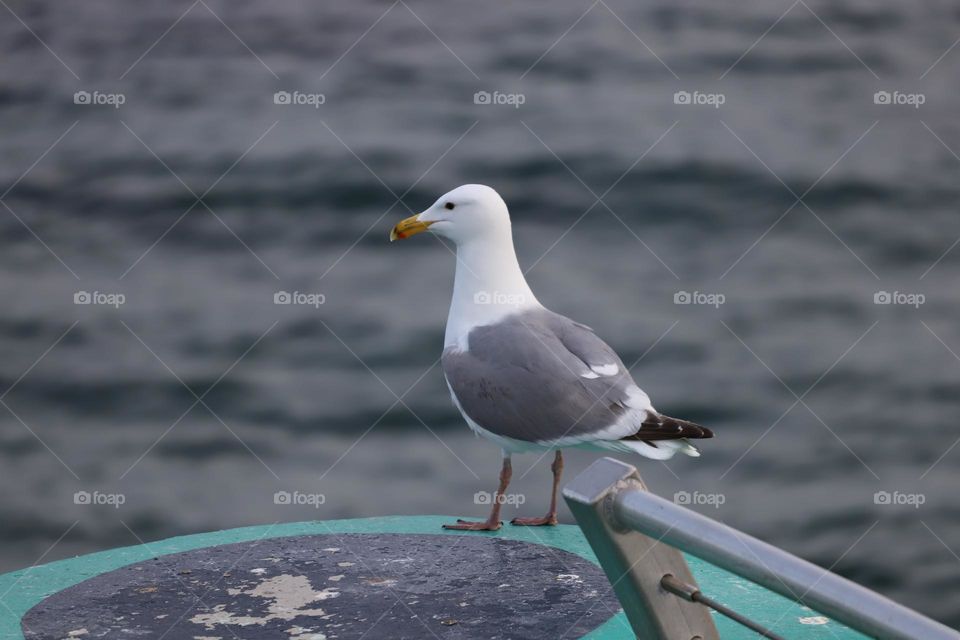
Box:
[390,185,713,531]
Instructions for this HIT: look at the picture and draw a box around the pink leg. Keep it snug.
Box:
[443,457,512,531]
[511,450,562,526]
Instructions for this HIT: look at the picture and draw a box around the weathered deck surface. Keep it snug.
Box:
[1,516,867,639]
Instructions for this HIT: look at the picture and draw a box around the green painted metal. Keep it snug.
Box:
[0,516,868,639]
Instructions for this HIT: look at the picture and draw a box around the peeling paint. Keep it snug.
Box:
[285,625,327,639]
[190,575,340,630]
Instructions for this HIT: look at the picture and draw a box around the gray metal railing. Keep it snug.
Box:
[563,457,960,640]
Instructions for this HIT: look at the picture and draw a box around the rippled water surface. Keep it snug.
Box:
[2,0,960,629]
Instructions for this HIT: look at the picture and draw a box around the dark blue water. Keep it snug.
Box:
[2,0,960,629]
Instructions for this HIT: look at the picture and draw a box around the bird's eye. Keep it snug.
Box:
[444,202,455,210]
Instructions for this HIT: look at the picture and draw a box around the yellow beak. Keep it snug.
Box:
[390,214,433,242]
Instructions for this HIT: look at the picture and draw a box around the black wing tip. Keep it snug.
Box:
[625,413,714,441]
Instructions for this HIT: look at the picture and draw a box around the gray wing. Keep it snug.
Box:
[441,308,651,444]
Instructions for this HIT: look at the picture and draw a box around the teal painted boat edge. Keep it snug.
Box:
[0,516,869,639]
[0,516,631,640]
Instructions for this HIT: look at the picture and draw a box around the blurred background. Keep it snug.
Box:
[1,0,959,628]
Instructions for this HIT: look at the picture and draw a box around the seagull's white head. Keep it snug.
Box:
[390,184,539,344]
[390,184,510,245]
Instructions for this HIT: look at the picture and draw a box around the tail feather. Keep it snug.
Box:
[585,413,713,460]
[591,437,701,460]
[590,438,679,460]
[595,413,712,460]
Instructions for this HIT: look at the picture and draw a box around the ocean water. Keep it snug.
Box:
[2,0,960,629]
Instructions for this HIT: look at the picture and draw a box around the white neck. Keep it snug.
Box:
[444,231,540,349]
